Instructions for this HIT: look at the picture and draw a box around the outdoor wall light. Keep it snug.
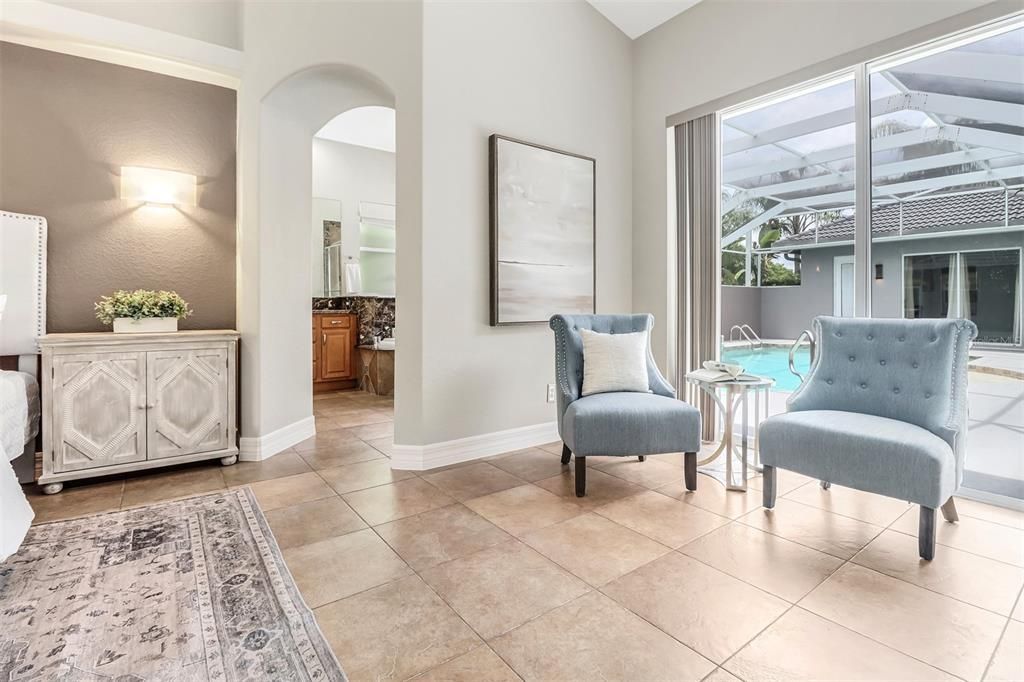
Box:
[875,263,884,281]
[121,166,196,207]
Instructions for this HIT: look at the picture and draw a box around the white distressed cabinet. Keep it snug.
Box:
[39,330,239,494]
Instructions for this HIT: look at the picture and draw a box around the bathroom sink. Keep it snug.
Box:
[377,338,395,350]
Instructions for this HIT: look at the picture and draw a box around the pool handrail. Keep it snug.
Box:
[789,329,816,384]
[729,324,763,350]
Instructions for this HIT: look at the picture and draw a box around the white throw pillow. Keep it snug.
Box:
[579,328,650,396]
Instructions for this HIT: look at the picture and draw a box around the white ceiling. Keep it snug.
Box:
[586,0,703,40]
[315,106,396,153]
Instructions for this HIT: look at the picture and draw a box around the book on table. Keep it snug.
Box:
[687,361,762,384]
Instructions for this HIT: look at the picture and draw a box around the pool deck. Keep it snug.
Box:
[969,348,1024,380]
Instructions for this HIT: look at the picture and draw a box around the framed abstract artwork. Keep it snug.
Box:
[489,134,596,326]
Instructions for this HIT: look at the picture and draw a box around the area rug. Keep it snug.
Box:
[0,487,347,681]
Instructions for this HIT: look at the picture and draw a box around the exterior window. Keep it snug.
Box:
[904,249,1021,345]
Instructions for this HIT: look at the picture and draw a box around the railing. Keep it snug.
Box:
[789,329,816,384]
[729,324,763,350]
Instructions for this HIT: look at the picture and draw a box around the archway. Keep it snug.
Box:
[239,63,403,458]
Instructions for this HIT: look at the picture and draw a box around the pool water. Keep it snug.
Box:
[721,346,811,392]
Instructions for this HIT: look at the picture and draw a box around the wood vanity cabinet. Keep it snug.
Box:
[313,313,358,392]
[37,330,240,494]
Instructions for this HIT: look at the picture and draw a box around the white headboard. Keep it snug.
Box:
[0,211,47,360]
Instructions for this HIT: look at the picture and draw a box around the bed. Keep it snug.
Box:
[1,210,47,560]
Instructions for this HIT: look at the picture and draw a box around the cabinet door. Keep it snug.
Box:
[147,347,230,459]
[321,328,354,379]
[52,352,147,472]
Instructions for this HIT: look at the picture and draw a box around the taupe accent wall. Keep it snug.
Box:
[0,42,236,332]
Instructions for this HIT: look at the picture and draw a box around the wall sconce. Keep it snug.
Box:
[875,263,884,281]
[121,166,196,207]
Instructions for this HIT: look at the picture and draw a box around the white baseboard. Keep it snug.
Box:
[391,421,559,471]
[239,415,316,461]
[957,487,1024,512]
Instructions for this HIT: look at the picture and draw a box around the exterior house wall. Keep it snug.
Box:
[727,229,1023,342]
[758,247,835,340]
[721,286,762,339]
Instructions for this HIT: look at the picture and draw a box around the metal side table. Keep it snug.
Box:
[684,373,774,491]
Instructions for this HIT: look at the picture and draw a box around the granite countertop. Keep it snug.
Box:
[312,309,357,314]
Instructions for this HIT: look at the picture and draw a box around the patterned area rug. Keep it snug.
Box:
[0,488,347,681]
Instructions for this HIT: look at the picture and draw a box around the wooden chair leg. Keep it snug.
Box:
[762,465,777,508]
[941,497,959,523]
[575,456,586,497]
[919,506,937,560]
[684,451,697,491]
[638,455,646,462]
[560,444,571,465]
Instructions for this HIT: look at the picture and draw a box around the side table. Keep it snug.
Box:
[684,373,774,491]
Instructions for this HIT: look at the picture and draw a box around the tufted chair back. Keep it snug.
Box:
[549,314,675,432]
[789,315,977,480]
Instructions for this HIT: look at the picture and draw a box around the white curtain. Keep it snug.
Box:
[946,253,959,319]
[675,114,719,442]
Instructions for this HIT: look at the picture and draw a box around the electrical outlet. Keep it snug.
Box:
[546,384,556,403]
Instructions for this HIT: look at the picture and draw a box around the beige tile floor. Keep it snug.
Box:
[23,390,1024,681]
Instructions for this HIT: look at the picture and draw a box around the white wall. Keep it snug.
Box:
[312,138,396,295]
[237,0,424,455]
[420,0,633,444]
[42,0,241,49]
[631,0,989,368]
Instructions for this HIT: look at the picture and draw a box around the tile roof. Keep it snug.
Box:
[772,188,1024,249]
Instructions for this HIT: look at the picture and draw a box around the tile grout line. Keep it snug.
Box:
[146,413,1014,681]
[712,521,973,682]
[980,582,1024,681]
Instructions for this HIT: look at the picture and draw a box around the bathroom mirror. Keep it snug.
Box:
[312,197,342,297]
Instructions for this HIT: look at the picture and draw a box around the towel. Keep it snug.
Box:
[344,263,362,295]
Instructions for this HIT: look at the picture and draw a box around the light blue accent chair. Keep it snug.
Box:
[550,314,702,497]
[758,316,977,560]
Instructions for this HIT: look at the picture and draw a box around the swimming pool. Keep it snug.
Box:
[721,345,810,392]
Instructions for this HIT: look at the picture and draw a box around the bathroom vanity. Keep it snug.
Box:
[313,312,358,392]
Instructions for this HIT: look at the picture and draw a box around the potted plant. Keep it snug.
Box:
[95,289,192,333]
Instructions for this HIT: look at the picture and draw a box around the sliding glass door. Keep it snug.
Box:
[869,21,1024,499]
[716,14,1023,499]
[719,77,856,391]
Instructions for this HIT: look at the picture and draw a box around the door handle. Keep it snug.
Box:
[322,333,327,344]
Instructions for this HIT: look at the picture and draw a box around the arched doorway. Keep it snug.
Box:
[240,63,403,459]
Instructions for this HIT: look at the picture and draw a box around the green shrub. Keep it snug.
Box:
[95,290,192,325]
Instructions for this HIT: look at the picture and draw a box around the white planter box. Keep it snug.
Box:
[113,317,178,333]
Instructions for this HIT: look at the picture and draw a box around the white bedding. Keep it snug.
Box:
[1,370,36,561]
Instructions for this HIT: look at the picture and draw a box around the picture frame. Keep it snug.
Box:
[489,134,596,326]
